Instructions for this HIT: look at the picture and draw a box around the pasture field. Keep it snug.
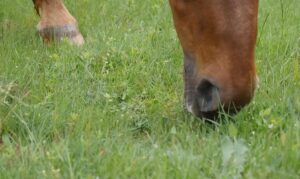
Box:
[0,0,299,178]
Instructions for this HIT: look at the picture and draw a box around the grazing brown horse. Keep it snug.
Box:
[32,0,259,119]
[169,0,259,118]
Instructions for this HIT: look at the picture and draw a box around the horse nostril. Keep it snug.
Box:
[196,79,220,112]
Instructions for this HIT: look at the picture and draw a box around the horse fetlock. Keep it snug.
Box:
[37,24,84,45]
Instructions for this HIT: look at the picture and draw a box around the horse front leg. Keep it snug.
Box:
[33,0,84,45]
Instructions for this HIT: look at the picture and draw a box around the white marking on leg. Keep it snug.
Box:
[186,103,193,113]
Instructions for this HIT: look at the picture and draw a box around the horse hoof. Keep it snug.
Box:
[38,24,84,46]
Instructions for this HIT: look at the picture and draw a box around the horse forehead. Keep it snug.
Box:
[170,0,255,17]
[170,1,236,30]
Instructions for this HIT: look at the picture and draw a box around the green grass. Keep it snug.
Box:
[0,0,299,178]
